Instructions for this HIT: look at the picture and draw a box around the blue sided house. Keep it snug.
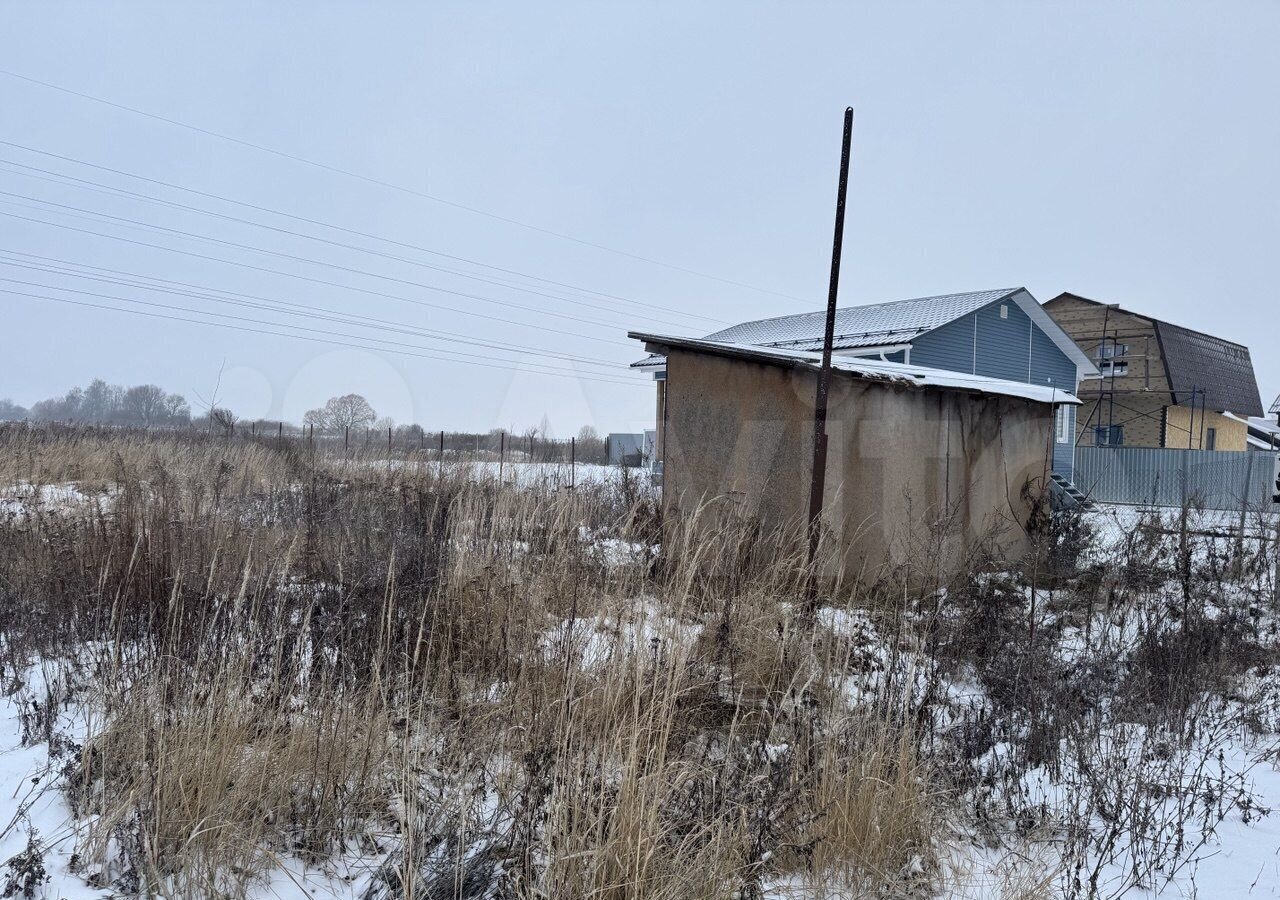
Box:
[633,287,1099,494]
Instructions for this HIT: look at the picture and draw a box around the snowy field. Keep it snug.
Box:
[3,461,1280,898]
[362,458,649,487]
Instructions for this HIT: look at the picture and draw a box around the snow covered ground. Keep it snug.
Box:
[3,497,1279,898]
[7,636,1277,898]
[0,668,388,899]
[364,458,651,488]
[0,482,116,521]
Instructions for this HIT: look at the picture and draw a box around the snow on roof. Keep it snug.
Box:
[701,288,1017,350]
[1223,411,1280,439]
[632,287,1097,376]
[629,333,1082,406]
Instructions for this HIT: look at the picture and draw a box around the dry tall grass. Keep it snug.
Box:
[0,424,941,899]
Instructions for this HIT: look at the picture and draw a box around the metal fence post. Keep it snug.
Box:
[1180,449,1190,508]
[1235,450,1256,575]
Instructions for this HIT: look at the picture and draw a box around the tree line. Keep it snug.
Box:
[0,379,191,427]
[0,387,618,463]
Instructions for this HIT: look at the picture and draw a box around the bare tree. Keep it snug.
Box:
[163,393,191,423]
[575,425,606,464]
[210,407,238,435]
[303,394,377,432]
[81,379,122,422]
[121,384,168,427]
[0,398,27,421]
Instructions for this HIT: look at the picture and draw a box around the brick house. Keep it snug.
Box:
[1043,293,1263,450]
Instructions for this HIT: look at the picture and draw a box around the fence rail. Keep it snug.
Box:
[1075,446,1279,510]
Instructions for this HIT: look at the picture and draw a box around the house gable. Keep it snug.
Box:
[908,313,977,374]
[1045,292,1261,416]
[911,293,1084,390]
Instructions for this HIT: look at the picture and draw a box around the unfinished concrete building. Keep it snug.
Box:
[629,334,1080,584]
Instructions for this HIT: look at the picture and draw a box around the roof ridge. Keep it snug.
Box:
[707,287,1021,333]
[1050,292,1252,351]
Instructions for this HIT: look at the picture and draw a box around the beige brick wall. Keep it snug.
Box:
[1045,295,1172,449]
[1163,405,1249,451]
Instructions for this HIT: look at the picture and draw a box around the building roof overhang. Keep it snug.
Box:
[629,332,1082,406]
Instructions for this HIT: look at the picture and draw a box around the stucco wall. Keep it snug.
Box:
[661,348,1055,584]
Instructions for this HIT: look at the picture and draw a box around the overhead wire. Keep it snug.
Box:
[0,140,729,326]
[0,250,630,372]
[0,206,637,349]
[0,67,812,305]
[1,285,646,387]
[0,187,655,332]
[0,153,725,329]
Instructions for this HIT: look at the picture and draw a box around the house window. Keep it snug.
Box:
[1096,341,1129,360]
[1205,427,1217,451]
[1099,361,1129,377]
[1055,406,1070,444]
[1095,424,1124,446]
[999,304,1009,319]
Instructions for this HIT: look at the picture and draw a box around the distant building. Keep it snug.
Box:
[605,432,645,466]
[1043,293,1263,451]
[635,287,1096,485]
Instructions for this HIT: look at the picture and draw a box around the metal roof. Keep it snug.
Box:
[630,333,1081,406]
[700,288,1018,350]
[632,287,1098,376]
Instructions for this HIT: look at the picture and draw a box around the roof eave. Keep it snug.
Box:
[629,332,1080,406]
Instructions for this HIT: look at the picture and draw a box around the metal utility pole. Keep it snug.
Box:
[806,106,855,594]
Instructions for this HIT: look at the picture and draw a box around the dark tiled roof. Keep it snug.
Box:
[1156,321,1263,416]
[1047,292,1263,417]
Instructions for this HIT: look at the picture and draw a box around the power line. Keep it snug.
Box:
[0,206,636,349]
[0,140,728,325]
[0,251,628,372]
[1,286,646,387]
[0,67,811,305]
[0,152,726,328]
[0,187,651,332]
[0,274,627,379]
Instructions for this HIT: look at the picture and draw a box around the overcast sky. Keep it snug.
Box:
[1,3,1276,434]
